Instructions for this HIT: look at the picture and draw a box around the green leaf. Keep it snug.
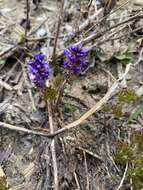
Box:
[128,104,143,123]
[64,103,77,113]
[90,48,104,60]
[44,86,58,100]
[114,49,133,64]
[18,33,25,44]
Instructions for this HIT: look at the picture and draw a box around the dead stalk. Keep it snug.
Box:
[25,0,30,42]
[47,102,59,190]
[52,0,64,63]
[116,162,128,190]
[83,151,90,190]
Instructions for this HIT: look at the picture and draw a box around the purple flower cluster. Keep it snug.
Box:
[28,53,51,88]
[63,43,89,75]
[27,44,89,88]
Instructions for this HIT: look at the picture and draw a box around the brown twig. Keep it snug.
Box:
[0,45,19,59]
[97,25,143,46]
[55,12,143,60]
[0,80,13,91]
[67,0,130,45]
[25,0,30,42]
[83,151,90,190]
[74,172,81,189]
[83,0,132,36]
[47,101,59,190]
[26,36,55,41]
[81,13,143,45]
[28,17,49,36]
[52,0,64,63]
[73,8,103,38]
[78,146,103,162]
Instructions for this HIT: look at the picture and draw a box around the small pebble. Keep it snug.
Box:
[36,28,47,37]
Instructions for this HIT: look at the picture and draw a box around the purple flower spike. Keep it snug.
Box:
[63,43,89,76]
[28,53,51,88]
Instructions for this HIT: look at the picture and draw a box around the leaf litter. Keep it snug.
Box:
[0,0,143,189]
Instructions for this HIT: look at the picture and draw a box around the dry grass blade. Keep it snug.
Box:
[52,0,64,63]
[116,162,128,190]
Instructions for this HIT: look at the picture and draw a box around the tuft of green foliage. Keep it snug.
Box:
[111,105,123,117]
[102,104,123,118]
[115,141,134,163]
[101,104,111,112]
[53,75,65,89]
[44,86,58,100]
[115,131,143,189]
[127,156,143,190]
[114,48,133,64]
[64,103,77,113]
[118,88,140,103]
[44,74,65,101]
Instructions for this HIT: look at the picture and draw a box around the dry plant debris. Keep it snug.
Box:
[0,0,143,189]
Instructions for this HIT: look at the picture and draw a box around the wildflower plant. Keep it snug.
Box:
[27,43,89,102]
[26,44,90,189]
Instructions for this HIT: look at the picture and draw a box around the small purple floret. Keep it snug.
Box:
[63,43,89,75]
[28,53,51,88]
